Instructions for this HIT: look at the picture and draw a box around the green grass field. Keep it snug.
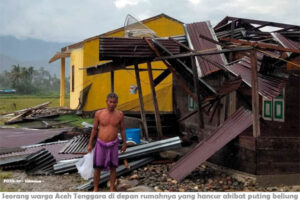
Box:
[0,94,95,127]
[0,94,69,114]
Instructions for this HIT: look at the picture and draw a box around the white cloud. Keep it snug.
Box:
[114,0,148,9]
[187,0,201,5]
[0,0,299,43]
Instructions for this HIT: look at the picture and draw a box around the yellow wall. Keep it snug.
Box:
[70,15,184,112]
[70,48,84,109]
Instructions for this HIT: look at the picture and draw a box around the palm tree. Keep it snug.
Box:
[10,64,22,88]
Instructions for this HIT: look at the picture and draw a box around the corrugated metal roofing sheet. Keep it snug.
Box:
[0,141,82,162]
[59,134,89,154]
[217,76,242,96]
[0,128,72,148]
[77,157,155,190]
[225,57,286,98]
[185,21,226,77]
[99,37,180,60]
[271,33,300,57]
[168,107,252,182]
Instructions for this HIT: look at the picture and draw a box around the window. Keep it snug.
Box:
[188,95,198,111]
[262,89,285,122]
[72,65,75,92]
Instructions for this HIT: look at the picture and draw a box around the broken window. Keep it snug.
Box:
[124,14,156,38]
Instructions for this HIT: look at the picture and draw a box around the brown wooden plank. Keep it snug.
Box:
[219,37,300,53]
[256,137,300,150]
[191,56,204,129]
[238,135,256,151]
[250,49,261,137]
[144,38,197,102]
[110,69,114,93]
[257,162,300,175]
[168,107,252,182]
[237,147,256,162]
[257,150,300,162]
[134,64,149,139]
[147,62,163,139]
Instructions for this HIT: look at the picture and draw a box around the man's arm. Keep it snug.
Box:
[87,111,100,152]
[119,111,127,153]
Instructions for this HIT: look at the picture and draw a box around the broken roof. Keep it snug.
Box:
[168,107,252,182]
[0,140,82,162]
[0,127,72,148]
[185,21,225,77]
[49,13,184,63]
[225,56,286,98]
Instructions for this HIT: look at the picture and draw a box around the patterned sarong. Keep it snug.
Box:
[93,137,119,171]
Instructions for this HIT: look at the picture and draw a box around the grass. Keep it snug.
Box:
[0,94,69,114]
[0,94,95,128]
[0,170,16,192]
[0,93,71,126]
[0,170,12,179]
[57,114,93,127]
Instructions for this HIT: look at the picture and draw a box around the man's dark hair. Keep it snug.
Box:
[106,92,118,100]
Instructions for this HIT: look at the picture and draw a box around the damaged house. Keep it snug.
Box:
[49,14,300,185]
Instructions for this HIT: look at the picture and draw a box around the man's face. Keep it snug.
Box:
[106,97,118,111]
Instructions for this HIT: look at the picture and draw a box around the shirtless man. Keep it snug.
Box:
[87,93,127,192]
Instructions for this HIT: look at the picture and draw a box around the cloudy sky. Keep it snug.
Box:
[0,0,299,43]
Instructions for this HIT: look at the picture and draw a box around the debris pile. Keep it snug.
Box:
[4,102,74,125]
[0,102,182,191]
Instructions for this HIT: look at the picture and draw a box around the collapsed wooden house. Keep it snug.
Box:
[50,14,300,185]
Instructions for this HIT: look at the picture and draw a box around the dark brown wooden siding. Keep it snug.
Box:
[175,69,300,175]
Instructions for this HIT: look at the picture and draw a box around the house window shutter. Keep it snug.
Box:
[262,98,272,121]
[273,99,284,122]
[262,89,285,122]
[188,95,195,111]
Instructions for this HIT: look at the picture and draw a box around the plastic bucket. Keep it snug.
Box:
[125,128,141,144]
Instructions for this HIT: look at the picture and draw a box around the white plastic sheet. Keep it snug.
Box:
[76,148,94,180]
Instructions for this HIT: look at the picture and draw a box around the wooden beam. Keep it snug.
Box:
[147,62,163,138]
[60,57,65,107]
[154,46,253,61]
[220,37,300,53]
[226,16,298,29]
[250,49,261,137]
[153,69,171,87]
[134,64,149,139]
[144,38,197,102]
[110,69,114,93]
[191,56,204,129]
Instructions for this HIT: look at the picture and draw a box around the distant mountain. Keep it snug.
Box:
[0,35,71,76]
[0,54,20,71]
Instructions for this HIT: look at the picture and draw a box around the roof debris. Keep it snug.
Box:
[1,15,299,189]
[168,107,252,182]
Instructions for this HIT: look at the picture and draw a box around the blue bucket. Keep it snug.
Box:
[125,128,141,144]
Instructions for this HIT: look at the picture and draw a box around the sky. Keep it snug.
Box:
[0,0,299,43]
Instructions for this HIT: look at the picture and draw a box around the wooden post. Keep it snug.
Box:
[191,56,204,129]
[110,69,114,93]
[250,49,261,137]
[147,62,163,139]
[60,57,65,107]
[134,64,149,139]
[229,91,237,116]
[144,38,197,101]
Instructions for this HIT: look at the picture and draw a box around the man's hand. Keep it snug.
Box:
[121,143,127,153]
[87,144,93,153]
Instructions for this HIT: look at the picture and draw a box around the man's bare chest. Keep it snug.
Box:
[99,115,120,127]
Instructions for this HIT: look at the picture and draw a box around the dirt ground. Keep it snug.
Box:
[1,166,300,192]
[0,170,87,192]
